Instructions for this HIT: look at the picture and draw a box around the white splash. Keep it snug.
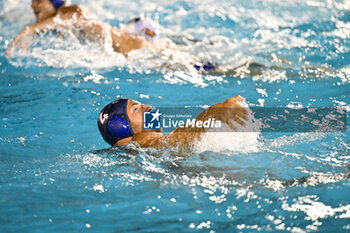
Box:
[93,184,105,192]
[192,101,261,154]
[282,195,350,222]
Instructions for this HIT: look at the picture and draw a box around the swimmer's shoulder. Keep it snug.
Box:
[132,132,165,148]
[57,5,97,20]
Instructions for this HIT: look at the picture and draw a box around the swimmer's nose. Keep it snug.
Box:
[31,3,39,13]
[142,105,152,112]
[31,0,36,9]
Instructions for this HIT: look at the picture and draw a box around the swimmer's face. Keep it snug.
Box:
[31,0,57,23]
[127,99,153,134]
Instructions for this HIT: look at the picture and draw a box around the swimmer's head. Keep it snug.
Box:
[123,17,159,41]
[98,98,152,146]
[31,0,65,23]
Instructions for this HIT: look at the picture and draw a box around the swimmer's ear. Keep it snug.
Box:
[115,137,133,146]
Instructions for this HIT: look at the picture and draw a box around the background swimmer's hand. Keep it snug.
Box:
[203,96,248,130]
[5,27,33,56]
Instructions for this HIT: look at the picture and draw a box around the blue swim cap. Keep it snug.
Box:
[194,61,216,72]
[98,98,134,146]
[50,0,65,9]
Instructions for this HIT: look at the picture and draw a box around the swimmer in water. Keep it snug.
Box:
[97,96,247,150]
[5,0,216,72]
[5,0,153,56]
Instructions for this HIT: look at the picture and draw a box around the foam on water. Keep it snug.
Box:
[193,101,262,153]
[193,131,261,154]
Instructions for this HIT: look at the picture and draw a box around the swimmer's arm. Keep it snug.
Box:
[110,27,152,56]
[5,17,58,54]
[58,5,152,55]
[5,10,77,54]
[5,18,106,55]
[131,96,248,150]
[5,5,105,54]
[165,96,248,148]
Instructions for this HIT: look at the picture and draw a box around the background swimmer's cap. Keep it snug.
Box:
[193,61,216,72]
[97,98,134,146]
[50,0,65,9]
[123,17,159,40]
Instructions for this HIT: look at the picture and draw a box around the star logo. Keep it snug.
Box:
[143,109,162,129]
[150,109,162,122]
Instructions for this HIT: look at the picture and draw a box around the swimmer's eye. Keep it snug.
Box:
[131,101,141,112]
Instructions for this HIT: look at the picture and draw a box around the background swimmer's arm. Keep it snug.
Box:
[132,96,248,149]
[5,8,80,54]
[59,5,152,55]
[110,27,151,56]
[5,5,107,55]
[5,17,57,54]
[6,4,149,56]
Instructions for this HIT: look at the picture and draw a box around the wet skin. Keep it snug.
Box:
[115,96,248,150]
[6,1,151,56]
[31,0,56,23]
[126,99,153,135]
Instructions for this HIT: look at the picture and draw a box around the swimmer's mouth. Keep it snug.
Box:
[34,11,40,17]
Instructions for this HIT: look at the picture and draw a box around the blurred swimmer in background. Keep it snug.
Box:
[97,96,247,150]
[6,0,154,56]
[5,0,216,72]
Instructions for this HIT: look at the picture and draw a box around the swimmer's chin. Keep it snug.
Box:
[142,128,162,133]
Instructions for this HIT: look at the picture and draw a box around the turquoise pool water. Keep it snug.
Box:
[0,0,350,232]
